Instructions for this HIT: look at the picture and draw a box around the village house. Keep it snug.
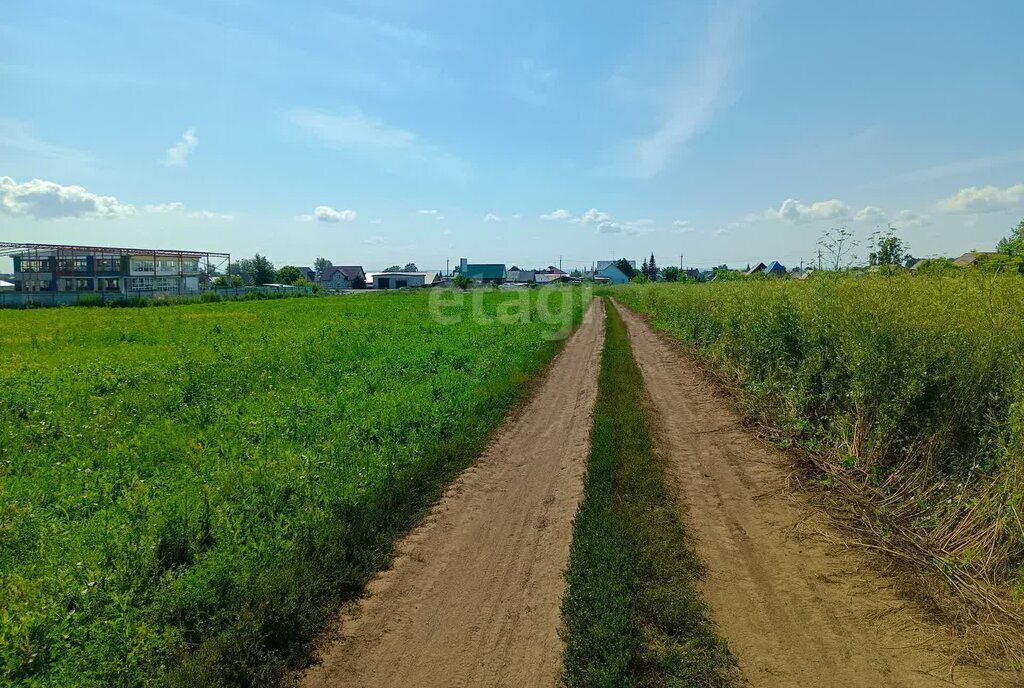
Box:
[318,265,366,289]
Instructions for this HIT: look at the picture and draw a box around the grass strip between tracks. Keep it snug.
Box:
[561,298,736,687]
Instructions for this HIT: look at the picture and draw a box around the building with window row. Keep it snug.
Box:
[1,242,230,294]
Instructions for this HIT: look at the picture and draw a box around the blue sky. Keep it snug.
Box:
[2,0,1023,273]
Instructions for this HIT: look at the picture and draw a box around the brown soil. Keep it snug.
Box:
[613,301,1019,688]
[298,300,605,688]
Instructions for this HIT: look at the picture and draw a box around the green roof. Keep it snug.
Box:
[459,263,507,279]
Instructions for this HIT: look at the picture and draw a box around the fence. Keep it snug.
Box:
[0,285,312,309]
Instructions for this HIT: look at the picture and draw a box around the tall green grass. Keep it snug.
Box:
[561,300,735,687]
[0,290,583,686]
[609,274,1024,596]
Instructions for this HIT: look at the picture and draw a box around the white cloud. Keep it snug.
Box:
[626,0,755,178]
[540,208,573,221]
[484,213,503,222]
[0,176,135,219]
[417,209,444,220]
[890,209,929,229]
[163,127,198,167]
[570,208,614,225]
[937,183,1024,214]
[853,206,886,222]
[673,220,696,233]
[287,108,469,181]
[771,198,851,223]
[314,205,358,223]
[364,235,386,245]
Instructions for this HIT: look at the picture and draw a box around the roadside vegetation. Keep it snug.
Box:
[0,290,583,687]
[608,272,1024,635]
[561,299,735,687]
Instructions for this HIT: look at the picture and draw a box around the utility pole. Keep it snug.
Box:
[679,254,683,269]
[559,255,562,272]
[446,257,450,277]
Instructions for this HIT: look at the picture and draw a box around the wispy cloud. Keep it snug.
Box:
[0,118,93,165]
[886,150,1024,185]
[417,209,445,220]
[623,0,755,178]
[144,201,234,220]
[503,58,558,106]
[287,108,469,181]
[163,127,198,167]
[673,220,696,233]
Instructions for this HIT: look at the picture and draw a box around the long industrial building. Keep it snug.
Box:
[0,242,230,294]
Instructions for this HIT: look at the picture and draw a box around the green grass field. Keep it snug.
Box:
[0,290,583,687]
[561,299,734,687]
[607,274,1024,596]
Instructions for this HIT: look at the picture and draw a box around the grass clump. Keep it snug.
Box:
[562,299,735,687]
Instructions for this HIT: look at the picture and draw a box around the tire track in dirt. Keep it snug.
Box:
[298,299,604,688]
[613,300,1017,688]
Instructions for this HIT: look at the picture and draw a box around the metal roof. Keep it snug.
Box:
[458,263,507,279]
[0,241,229,259]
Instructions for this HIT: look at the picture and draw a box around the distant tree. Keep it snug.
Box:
[660,266,681,282]
[570,268,582,278]
[868,229,911,270]
[351,273,367,289]
[614,258,636,279]
[997,218,1024,257]
[276,265,302,285]
[384,264,402,272]
[630,273,649,284]
[641,257,649,279]
[313,257,332,278]
[647,253,658,280]
[403,262,419,271]
[250,254,276,285]
[509,265,521,271]
[213,274,243,288]
[451,274,472,289]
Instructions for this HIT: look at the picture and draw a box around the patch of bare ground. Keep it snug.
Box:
[613,299,1020,688]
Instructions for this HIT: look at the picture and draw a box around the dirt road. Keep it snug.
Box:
[613,301,1016,688]
[300,300,604,688]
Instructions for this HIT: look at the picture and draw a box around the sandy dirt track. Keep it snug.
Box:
[299,300,604,688]
[613,300,1017,688]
